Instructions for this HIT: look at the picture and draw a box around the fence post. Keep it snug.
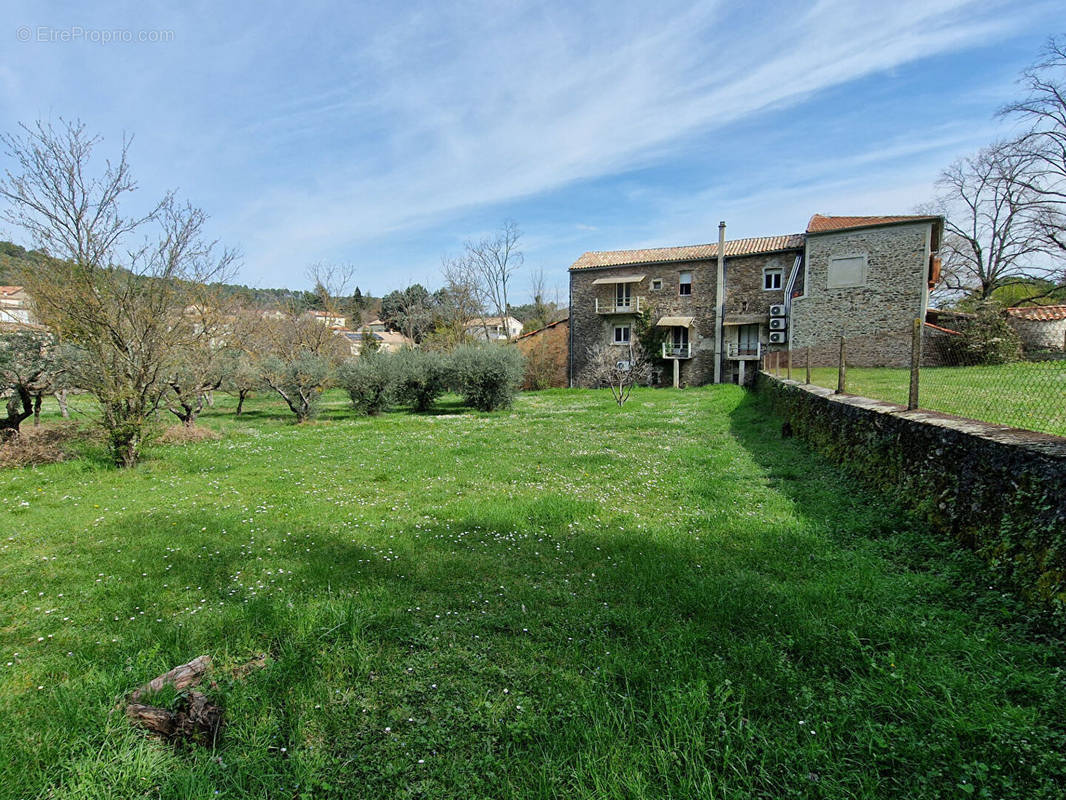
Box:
[908,317,922,410]
[786,346,792,381]
[835,335,846,394]
[805,346,811,385]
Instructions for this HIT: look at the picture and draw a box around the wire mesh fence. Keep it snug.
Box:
[765,319,1066,438]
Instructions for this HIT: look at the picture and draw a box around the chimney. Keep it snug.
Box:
[714,221,726,384]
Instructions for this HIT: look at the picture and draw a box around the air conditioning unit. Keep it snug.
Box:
[616,360,632,371]
[768,331,787,344]
[769,317,787,331]
[769,304,786,318]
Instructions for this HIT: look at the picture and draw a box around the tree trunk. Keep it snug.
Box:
[56,389,69,418]
[1,387,34,437]
[235,389,248,416]
[32,393,42,426]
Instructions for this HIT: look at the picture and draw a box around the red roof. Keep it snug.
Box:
[515,316,569,340]
[1006,305,1066,321]
[0,285,24,296]
[807,214,940,233]
[569,234,805,271]
[924,322,962,336]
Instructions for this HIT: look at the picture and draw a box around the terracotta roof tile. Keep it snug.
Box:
[807,214,940,233]
[0,286,25,295]
[568,234,805,271]
[1006,305,1066,321]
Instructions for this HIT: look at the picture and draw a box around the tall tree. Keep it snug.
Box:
[0,120,235,465]
[932,143,1053,303]
[457,221,523,340]
[1001,35,1066,255]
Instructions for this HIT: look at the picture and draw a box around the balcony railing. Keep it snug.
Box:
[595,296,643,314]
[727,342,762,360]
[661,342,692,359]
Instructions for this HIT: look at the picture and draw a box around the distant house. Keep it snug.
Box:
[335,324,413,355]
[0,286,34,327]
[515,317,569,388]
[465,316,523,341]
[303,309,347,327]
[1006,305,1066,352]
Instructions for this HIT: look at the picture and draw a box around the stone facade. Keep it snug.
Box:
[516,318,569,388]
[568,250,799,387]
[569,216,941,384]
[1006,315,1066,352]
[791,222,933,367]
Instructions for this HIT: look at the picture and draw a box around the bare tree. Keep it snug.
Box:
[932,143,1055,303]
[460,220,523,340]
[437,255,484,348]
[585,341,651,406]
[1001,35,1066,254]
[0,120,237,465]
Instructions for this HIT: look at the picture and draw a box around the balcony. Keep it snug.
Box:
[661,342,692,359]
[727,342,762,360]
[595,296,643,315]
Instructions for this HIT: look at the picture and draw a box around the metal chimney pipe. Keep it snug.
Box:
[714,221,726,384]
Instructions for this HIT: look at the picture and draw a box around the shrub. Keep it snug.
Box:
[451,344,525,411]
[336,354,397,416]
[948,303,1022,365]
[258,352,333,422]
[393,349,451,412]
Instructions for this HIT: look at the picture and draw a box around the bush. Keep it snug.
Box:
[258,352,333,422]
[336,354,397,415]
[393,349,451,412]
[451,345,525,411]
[948,304,1022,365]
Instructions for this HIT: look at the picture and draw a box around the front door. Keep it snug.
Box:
[616,283,631,310]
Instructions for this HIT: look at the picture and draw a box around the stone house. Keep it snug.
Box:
[568,214,943,386]
[1005,305,1066,352]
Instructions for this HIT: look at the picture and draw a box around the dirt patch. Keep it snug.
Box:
[0,425,84,469]
[158,424,221,444]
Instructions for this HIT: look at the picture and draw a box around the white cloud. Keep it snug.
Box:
[216,0,1023,280]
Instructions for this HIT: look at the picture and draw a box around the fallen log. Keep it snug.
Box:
[129,654,212,703]
[123,654,266,747]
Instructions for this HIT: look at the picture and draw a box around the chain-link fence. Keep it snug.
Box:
[763,319,1066,438]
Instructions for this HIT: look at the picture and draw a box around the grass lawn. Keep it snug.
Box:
[2,387,1065,799]
[804,361,1066,437]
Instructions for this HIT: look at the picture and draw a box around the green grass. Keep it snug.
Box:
[804,361,1066,436]
[2,388,1065,799]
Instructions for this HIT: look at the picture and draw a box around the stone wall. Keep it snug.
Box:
[757,372,1066,611]
[791,222,932,367]
[516,319,569,389]
[1008,317,1066,352]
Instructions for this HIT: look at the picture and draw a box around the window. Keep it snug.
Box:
[827,254,868,288]
[613,325,631,344]
[679,271,692,296]
[763,268,783,290]
[651,278,663,291]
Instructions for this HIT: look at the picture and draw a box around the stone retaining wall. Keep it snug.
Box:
[757,372,1066,611]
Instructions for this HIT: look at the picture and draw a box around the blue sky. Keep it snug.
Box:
[0,0,1060,302]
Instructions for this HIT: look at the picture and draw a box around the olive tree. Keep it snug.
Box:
[0,330,56,437]
[0,120,235,465]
